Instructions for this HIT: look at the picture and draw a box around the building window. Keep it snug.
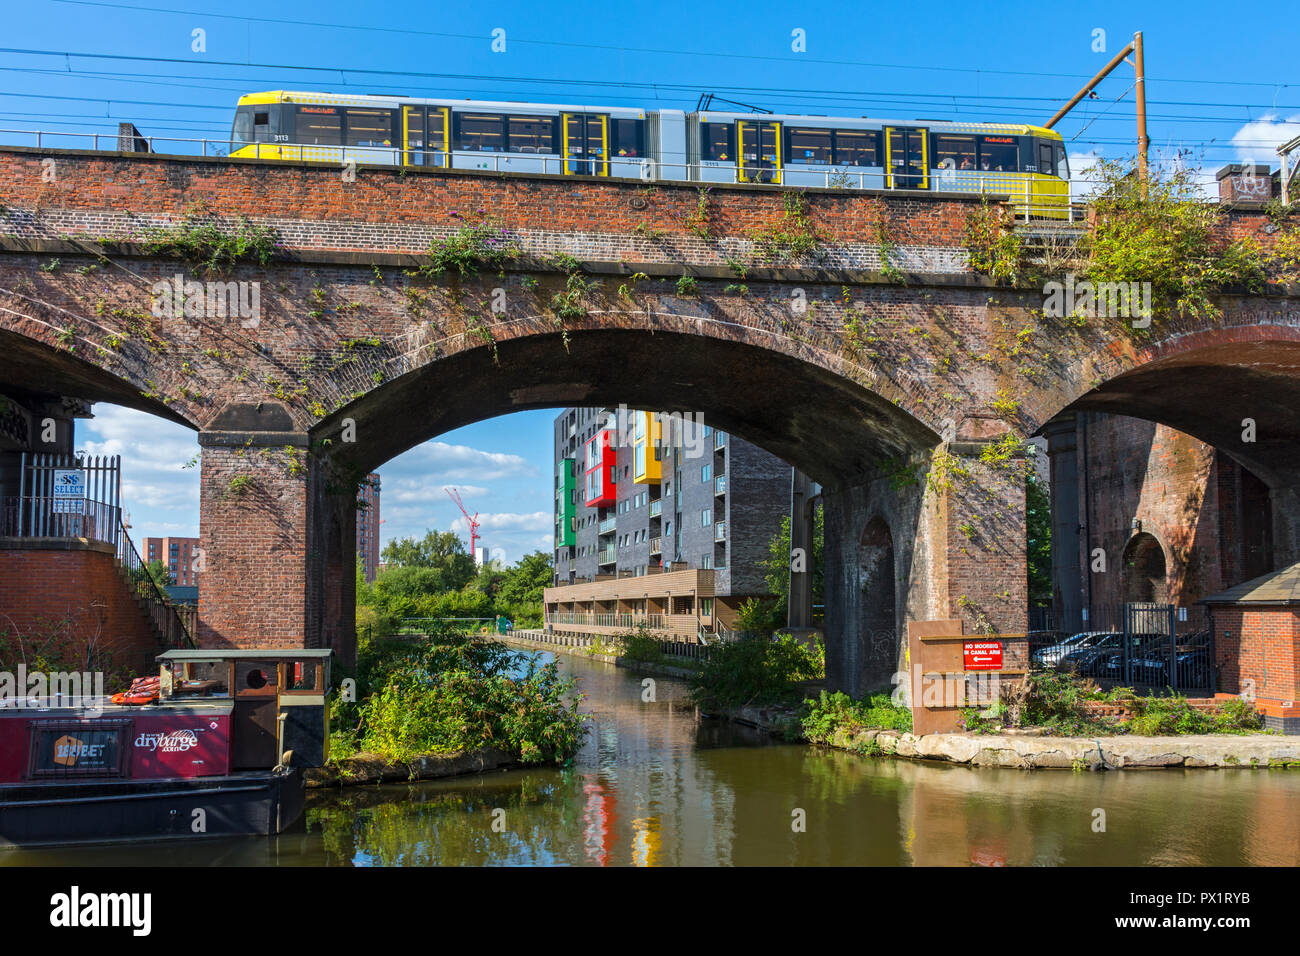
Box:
[701,556,712,569]
[702,464,711,482]
[701,509,712,527]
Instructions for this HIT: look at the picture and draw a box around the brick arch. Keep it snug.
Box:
[314,321,943,489]
[1121,531,1168,604]
[1033,323,1300,488]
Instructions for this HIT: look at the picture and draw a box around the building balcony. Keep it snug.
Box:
[715,521,726,541]
[649,536,661,555]
[598,547,616,564]
[715,475,726,495]
[649,499,662,518]
[599,516,617,534]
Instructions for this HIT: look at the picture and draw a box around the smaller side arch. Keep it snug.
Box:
[1121,531,1168,604]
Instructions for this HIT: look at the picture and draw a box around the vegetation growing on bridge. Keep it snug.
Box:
[963,159,1300,323]
[414,215,520,278]
[328,625,586,768]
[140,206,279,274]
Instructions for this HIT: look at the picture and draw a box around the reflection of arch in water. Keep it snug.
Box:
[859,516,898,692]
[1122,531,1168,604]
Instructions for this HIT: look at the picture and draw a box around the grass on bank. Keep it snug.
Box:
[328,625,588,769]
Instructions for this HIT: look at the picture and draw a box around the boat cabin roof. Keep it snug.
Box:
[157,649,334,662]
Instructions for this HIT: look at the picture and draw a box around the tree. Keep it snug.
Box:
[759,509,824,626]
[1026,473,1052,606]
[496,551,553,624]
[380,530,476,590]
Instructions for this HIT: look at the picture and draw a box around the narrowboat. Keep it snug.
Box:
[0,648,332,848]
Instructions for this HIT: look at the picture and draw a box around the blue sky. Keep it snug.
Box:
[7,0,1296,559]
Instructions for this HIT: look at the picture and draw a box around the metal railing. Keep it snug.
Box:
[714,521,727,541]
[1028,602,1213,696]
[597,547,616,565]
[649,536,662,555]
[0,128,1086,221]
[715,475,727,495]
[649,500,662,518]
[115,519,195,648]
[598,516,617,534]
[0,495,119,541]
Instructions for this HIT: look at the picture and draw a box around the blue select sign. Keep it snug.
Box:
[51,469,86,514]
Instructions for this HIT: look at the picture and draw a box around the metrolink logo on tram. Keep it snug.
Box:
[0,666,105,716]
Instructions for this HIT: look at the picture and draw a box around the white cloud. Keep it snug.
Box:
[406,441,536,482]
[1231,113,1300,166]
[451,511,551,533]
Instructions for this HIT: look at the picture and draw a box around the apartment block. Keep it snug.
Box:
[547,405,792,641]
[144,536,200,586]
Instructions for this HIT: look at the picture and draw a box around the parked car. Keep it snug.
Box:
[1034,630,1110,668]
[1099,646,1212,690]
[1061,632,1163,679]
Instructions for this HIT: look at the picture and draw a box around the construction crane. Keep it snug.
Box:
[445,487,480,556]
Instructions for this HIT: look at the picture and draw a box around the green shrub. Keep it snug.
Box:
[802,690,911,743]
[331,627,587,767]
[690,633,823,710]
[617,624,667,666]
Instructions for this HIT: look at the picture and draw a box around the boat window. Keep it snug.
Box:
[164,660,230,698]
[788,127,833,164]
[507,115,556,154]
[977,135,1018,172]
[344,108,393,147]
[235,661,279,694]
[701,122,733,162]
[933,134,976,171]
[283,660,321,693]
[832,128,880,166]
[456,113,506,151]
[296,106,342,146]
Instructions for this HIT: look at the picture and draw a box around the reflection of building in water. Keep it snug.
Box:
[573,664,740,865]
[630,816,662,867]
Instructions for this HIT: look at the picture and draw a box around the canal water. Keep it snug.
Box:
[8,651,1300,866]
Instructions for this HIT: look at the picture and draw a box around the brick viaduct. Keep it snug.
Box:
[0,145,1296,696]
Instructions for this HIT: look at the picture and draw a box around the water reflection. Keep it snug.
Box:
[7,651,1300,866]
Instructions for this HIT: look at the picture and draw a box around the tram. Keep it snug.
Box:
[230,90,1071,218]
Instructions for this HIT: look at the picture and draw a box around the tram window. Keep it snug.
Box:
[296,107,342,146]
[344,108,392,147]
[611,119,644,157]
[508,115,556,153]
[1055,143,1070,179]
[978,135,1018,172]
[232,108,253,144]
[788,127,833,164]
[702,122,732,162]
[933,134,976,170]
[457,113,506,152]
[833,129,880,166]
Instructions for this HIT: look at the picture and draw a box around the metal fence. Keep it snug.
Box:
[0,128,1090,221]
[1028,602,1214,696]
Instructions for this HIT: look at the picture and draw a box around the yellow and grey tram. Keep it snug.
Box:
[230,91,1070,218]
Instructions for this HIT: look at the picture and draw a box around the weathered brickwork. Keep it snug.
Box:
[0,541,165,675]
[0,147,1296,691]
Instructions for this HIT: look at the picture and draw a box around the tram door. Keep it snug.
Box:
[232,660,280,769]
[737,120,782,184]
[562,114,609,176]
[885,127,929,189]
[402,106,449,167]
